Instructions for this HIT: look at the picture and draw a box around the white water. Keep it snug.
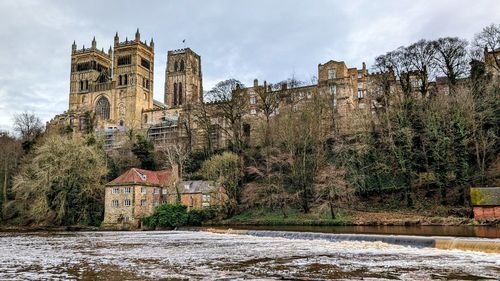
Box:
[0,231,498,280]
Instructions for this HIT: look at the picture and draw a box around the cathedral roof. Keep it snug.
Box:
[107,168,173,187]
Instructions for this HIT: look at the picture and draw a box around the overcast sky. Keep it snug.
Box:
[0,0,498,132]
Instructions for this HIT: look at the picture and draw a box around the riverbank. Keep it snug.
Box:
[217,208,499,227]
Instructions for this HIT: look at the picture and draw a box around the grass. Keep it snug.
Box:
[219,207,352,226]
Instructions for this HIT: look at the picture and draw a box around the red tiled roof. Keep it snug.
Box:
[107,168,172,186]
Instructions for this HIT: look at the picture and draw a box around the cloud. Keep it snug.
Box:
[0,0,499,132]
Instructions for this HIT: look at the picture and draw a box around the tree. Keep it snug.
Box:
[12,135,107,226]
[0,132,22,216]
[200,152,243,215]
[13,111,44,152]
[432,37,469,87]
[407,39,436,96]
[131,134,156,170]
[207,79,246,154]
[254,85,280,147]
[472,23,500,70]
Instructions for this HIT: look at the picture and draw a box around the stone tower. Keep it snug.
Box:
[164,48,203,107]
[69,37,112,112]
[112,29,155,128]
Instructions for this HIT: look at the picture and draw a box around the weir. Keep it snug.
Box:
[199,228,500,253]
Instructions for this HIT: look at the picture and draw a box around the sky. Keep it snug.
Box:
[0,0,498,132]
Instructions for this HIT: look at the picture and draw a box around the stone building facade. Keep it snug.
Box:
[102,167,179,229]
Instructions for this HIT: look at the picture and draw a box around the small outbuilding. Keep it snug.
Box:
[178,180,227,211]
[470,187,500,220]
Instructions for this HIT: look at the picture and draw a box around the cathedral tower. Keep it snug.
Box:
[164,48,203,107]
[113,29,155,128]
[69,37,112,112]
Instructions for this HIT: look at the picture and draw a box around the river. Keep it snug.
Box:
[0,231,499,280]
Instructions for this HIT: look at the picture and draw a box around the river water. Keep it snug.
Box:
[0,231,499,280]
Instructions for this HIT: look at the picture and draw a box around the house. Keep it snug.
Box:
[178,180,227,211]
[470,187,500,220]
[101,167,179,229]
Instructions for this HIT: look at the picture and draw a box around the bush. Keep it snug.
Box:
[142,204,218,229]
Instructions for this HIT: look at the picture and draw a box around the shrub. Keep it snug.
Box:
[142,203,189,229]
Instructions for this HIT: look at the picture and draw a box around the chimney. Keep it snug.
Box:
[253,79,258,87]
[263,80,267,91]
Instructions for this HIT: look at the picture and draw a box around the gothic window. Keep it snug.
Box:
[124,74,128,85]
[146,79,149,89]
[180,60,185,71]
[174,61,178,72]
[118,75,122,86]
[79,81,83,91]
[173,82,178,106]
[117,55,131,66]
[85,80,89,90]
[140,57,150,69]
[178,83,183,105]
[95,96,111,120]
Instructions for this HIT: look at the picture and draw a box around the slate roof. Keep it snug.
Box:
[179,181,217,194]
[108,168,172,187]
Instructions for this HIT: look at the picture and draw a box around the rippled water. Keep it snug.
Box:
[0,231,499,280]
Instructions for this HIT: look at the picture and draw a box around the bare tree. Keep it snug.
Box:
[254,85,280,146]
[432,37,469,87]
[407,39,436,96]
[0,132,22,212]
[13,111,43,149]
[472,23,500,70]
[207,79,246,154]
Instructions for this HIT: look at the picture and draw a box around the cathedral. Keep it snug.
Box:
[48,30,500,150]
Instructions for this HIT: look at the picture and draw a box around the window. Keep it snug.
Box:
[85,80,89,90]
[79,81,84,91]
[141,199,147,206]
[307,92,312,99]
[357,83,364,99]
[162,188,168,195]
[250,96,256,104]
[124,199,131,207]
[330,85,337,107]
[178,83,183,105]
[123,74,128,85]
[146,79,150,89]
[112,187,119,194]
[140,57,150,69]
[180,60,185,71]
[358,73,362,79]
[123,216,129,222]
[141,187,147,194]
[202,194,210,202]
[143,114,148,123]
[118,75,122,86]
[95,96,110,120]
[154,188,159,194]
[250,109,257,115]
[328,69,336,79]
[124,187,131,194]
[117,55,132,66]
[112,200,119,207]
[174,61,178,72]
[173,83,178,106]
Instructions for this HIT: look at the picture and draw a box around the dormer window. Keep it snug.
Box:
[328,69,336,79]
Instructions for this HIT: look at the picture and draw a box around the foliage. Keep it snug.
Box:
[11,135,107,226]
[200,152,243,215]
[132,134,156,170]
[141,203,216,229]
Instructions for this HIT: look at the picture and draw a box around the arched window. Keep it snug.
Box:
[174,61,178,72]
[178,83,183,105]
[180,60,185,71]
[95,96,110,120]
[85,80,89,90]
[79,81,83,91]
[119,75,122,85]
[173,82,178,106]
[124,74,128,85]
